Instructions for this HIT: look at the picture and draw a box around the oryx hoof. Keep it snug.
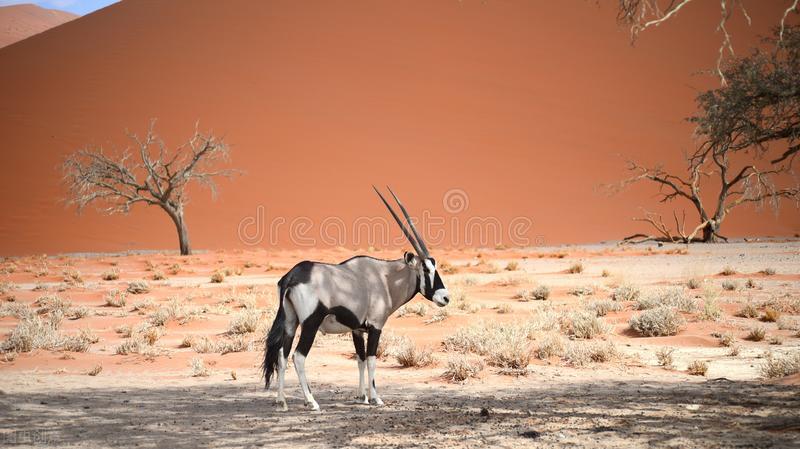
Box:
[355,393,369,404]
[370,397,384,406]
[276,400,288,412]
[305,400,320,411]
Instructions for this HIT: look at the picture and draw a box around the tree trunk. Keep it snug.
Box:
[701,220,721,243]
[162,204,191,255]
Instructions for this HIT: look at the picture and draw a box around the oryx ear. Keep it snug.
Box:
[403,251,417,266]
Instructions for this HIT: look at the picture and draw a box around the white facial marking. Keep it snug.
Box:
[432,288,450,307]
[424,259,435,286]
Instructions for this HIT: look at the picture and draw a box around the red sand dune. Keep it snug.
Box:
[0,3,76,48]
[0,1,797,256]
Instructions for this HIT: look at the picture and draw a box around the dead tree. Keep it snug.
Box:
[62,121,237,255]
[615,26,800,243]
[617,0,799,83]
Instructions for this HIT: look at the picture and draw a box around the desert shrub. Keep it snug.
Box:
[114,324,132,338]
[686,360,709,376]
[395,338,433,367]
[63,329,98,352]
[601,269,611,278]
[655,347,675,369]
[444,320,531,371]
[761,352,800,379]
[629,307,685,337]
[227,309,262,334]
[567,262,584,274]
[564,340,618,367]
[495,276,521,287]
[88,364,103,376]
[438,261,458,274]
[131,298,155,313]
[397,302,427,317]
[34,294,72,315]
[101,268,120,281]
[721,280,738,291]
[568,285,595,297]
[115,338,147,355]
[179,335,194,348]
[529,285,550,301]
[760,268,776,276]
[68,305,91,320]
[485,328,530,371]
[504,261,519,271]
[686,277,702,290]
[0,313,62,353]
[190,357,210,377]
[167,263,181,275]
[768,335,784,345]
[126,281,150,295]
[728,345,741,357]
[442,355,484,383]
[104,290,127,307]
[495,304,512,314]
[744,279,758,289]
[62,268,83,285]
[451,288,479,314]
[376,332,403,360]
[699,297,722,321]
[139,326,164,345]
[424,307,451,323]
[190,336,216,354]
[761,308,781,322]
[562,311,610,339]
[736,302,759,318]
[210,271,226,283]
[776,316,799,331]
[716,332,735,347]
[586,300,623,317]
[151,270,166,281]
[636,288,696,312]
[217,335,253,354]
[535,332,566,359]
[0,303,34,319]
[720,266,736,276]
[746,326,766,341]
[611,283,640,302]
[764,295,800,314]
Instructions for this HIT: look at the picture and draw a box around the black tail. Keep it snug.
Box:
[262,283,287,389]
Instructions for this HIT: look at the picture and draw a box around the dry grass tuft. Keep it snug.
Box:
[567,262,584,274]
[528,285,550,301]
[611,283,640,302]
[190,357,210,377]
[721,280,738,291]
[759,268,777,276]
[629,307,685,337]
[636,288,696,312]
[424,307,451,323]
[0,313,63,353]
[685,277,703,290]
[761,308,781,322]
[210,271,225,283]
[720,266,737,276]
[35,294,72,315]
[104,289,127,307]
[699,296,723,321]
[151,270,166,281]
[656,347,675,369]
[442,355,484,383]
[451,288,480,314]
[394,338,434,367]
[561,311,610,339]
[87,364,103,376]
[746,326,766,341]
[736,302,759,318]
[586,300,623,317]
[495,304,512,314]
[535,332,566,359]
[126,281,150,295]
[568,285,595,297]
[504,261,519,271]
[716,332,736,347]
[397,302,427,317]
[227,309,262,334]
[563,340,619,367]
[62,268,84,285]
[101,268,120,281]
[761,352,800,379]
[686,360,709,376]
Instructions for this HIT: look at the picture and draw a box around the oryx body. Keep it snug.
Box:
[262,188,449,411]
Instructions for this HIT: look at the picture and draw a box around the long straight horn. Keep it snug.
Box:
[373,185,424,257]
[386,186,429,257]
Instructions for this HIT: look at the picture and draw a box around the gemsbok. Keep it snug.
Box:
[262,187,450,411]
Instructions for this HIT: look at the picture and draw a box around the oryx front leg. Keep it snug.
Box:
[366,328,384,406]
[352,331,368,404]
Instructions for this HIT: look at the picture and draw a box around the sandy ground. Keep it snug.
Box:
[1,241,799,448]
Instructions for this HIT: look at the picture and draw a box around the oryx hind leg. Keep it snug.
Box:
[352,331,368,404]
[366,327,384,406]
[276,296,298,412]
[293,305,325,411]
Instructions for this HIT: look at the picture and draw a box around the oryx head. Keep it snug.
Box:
[374,186,450,307]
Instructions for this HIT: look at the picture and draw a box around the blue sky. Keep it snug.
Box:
[0,0,118,15]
